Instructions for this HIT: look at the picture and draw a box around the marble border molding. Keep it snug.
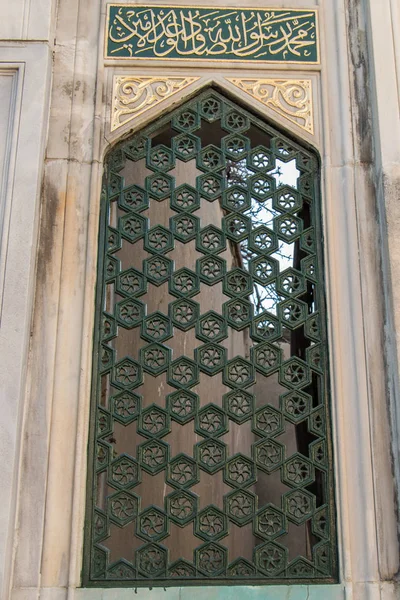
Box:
[0,45,52,600]
[8,0,400,599]
[0,65,22,318]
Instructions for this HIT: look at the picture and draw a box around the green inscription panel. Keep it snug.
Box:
[106,5,319,63]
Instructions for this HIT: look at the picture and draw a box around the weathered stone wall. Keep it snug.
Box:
[1,0,400,599]
[0,1,54,595]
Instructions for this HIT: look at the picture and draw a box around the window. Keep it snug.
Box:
[84,89,336,585]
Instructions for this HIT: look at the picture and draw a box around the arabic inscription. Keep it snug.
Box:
[106,5,319,63]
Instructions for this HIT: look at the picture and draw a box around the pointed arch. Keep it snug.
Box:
[84,88,336,586]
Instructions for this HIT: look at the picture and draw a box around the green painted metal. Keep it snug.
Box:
[106,6,319,63]
[83,89,336,586]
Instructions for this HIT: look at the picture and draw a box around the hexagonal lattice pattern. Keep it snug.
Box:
[137,507,168,542]
[251,342,282,376]
[223,389,254,423]
[248,225,279,255]
[195,542,227,576]
[254,504,287,541]
[147,144,174,172]
[136,543,167,577]
[224,489,256,526]
[195,439,227,473]
[119,213,147,243]
[116,268,146,297]
[112,358,143,390]
[195,505,227,541]
[253,439,284,473]
[272,186,302,213]
[223,357,255,389]
[119,184,148,212]
[271,138,297,160]
[280,390,312,423]
[196,225,226,255]
[111,391,141,424]
[197,144,225,172]
[196,311,227,342]
[195,404,227,437]
[138,404,170,438]
[282,453,315,488]
[170,212,199,242]
[223,298,252,330]
[169,298,199,331]
[250,256,279,285]
[172,108,200,132]
[222,109,250,133]
[223,268,253,297]
[108,490,140,526]
[124,136,147,161]
[274,213,303,241]
[139,440,169,474]
[278,299,308,329]
[144,225,173,254]
[146,173,174,200]
[167,390,198,424]
[284,489,316,524]
[279,358,311,389]
[144,256,173,286]
[276,268,306,297]
[173,133,200,161]
[251,312,282,342]
[250,174,275,202]
[195,343,226,375]
[109,454,140,489]
[141,312,172,343]
[169,268,200,298]
[88,90,334,584]
[172,184,200,213]
[223,213,251,242]
[247,145,275,172]
[224,454,256,488]
[222,185,251,212]
[197,255,226,285]
[116,298,144,329]
[252,406,284,438]
[166,490,198,526]
[199,95,223,121]
[168,357,199,389]
[197,173,223,201]
[222,133,249,160]
[167,453,199,489]
[254,542,287,576]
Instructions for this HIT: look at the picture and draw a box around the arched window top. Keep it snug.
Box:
[84,89,336,586]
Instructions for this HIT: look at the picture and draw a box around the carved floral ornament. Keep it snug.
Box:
[111,76,314,135]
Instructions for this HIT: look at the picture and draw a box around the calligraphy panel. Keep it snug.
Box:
[106,5,319,63]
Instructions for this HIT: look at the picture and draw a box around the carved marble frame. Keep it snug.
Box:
[8,1,400,599]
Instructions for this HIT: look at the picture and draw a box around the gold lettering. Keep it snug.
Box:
[107,6,318,62]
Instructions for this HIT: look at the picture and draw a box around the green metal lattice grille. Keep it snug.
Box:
[84,89,337,586]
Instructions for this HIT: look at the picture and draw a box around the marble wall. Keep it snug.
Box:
[1,0,400,599]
